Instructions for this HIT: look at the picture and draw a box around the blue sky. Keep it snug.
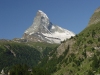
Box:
[0,0,100,39]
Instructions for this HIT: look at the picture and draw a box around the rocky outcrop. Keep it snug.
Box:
[88,7,100,26]
[57,39,75,57]
[4,45,16,57]
[0,69,6,75]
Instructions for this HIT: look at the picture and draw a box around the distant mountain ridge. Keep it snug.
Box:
[22,10,75,43]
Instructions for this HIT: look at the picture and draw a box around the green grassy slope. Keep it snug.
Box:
[37,22,100,75]
[53,22,100,75]
[0,41,41,71]
[25,42,59,52]
[0,40,59,72]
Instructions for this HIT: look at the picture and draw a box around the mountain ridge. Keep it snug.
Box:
[88,7,100,26]
[22,10,75,43]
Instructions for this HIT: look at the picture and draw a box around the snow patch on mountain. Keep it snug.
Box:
[52,26,55,29]
[42,31,74,42]
[29,32,34,35]
[38,10,49,19]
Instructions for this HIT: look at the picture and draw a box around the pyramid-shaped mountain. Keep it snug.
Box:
[22,10,75,43]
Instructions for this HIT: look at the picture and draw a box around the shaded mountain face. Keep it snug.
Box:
[22,10,75,43]
[88,7,100,26]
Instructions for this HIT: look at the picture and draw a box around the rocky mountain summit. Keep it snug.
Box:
[22,10,75,43]
[88,7,100,26]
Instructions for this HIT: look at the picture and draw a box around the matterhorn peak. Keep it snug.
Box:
[37,10,49,19]
[38,10,45,13]
[23,10,75,43]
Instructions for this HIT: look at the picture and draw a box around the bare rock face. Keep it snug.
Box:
[88,7,100,26]
[95,7,100,12]
[22,10,75,43]
[57,39,75,57]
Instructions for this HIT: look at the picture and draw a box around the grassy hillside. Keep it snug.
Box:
[0,41,41,71]
[54,22,100,75]
[25,42,59,52]
[37,22,100,75]
[0,40,59,73]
